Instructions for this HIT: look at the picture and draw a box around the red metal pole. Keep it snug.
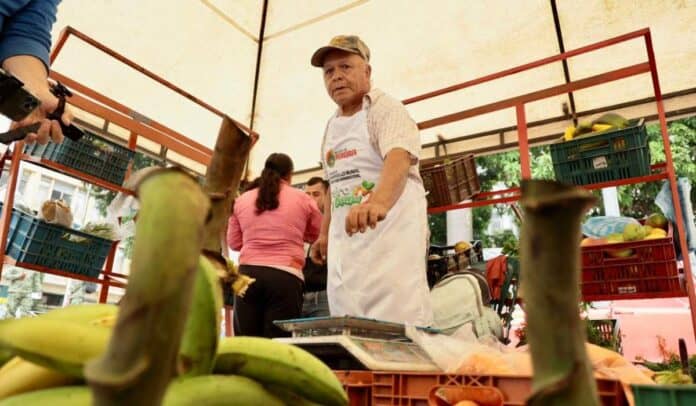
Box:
[50,71,214,157]
[98,241,119,303]
[516,104,531,179]
[0,144,24,279]
[52,27,258,137]
[417,63,649,131]
[404,28,649,105]
[645,31,696,340]
[65,92,212,165]
[49,27,70,65]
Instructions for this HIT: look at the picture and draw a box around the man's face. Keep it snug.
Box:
[322,51,371,109]
[305,183,326,213]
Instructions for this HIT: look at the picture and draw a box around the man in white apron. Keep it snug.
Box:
[309,35,433,326]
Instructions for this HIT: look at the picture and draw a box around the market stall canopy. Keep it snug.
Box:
[49,0,696,178]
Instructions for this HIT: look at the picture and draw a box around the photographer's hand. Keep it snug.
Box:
[3,55,72,145]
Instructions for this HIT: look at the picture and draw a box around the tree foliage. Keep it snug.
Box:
[430,116,696,247]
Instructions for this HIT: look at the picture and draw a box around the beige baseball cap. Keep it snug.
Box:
[311,35,370,67]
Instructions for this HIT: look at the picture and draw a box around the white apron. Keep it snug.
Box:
[323,107,433,326]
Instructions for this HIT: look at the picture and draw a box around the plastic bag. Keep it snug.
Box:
[581,216,640,238]
[656,178,696,253]
[405,325,531,375]
[40,200,73,227]
[81,222,122,241]
[105,166,161,240]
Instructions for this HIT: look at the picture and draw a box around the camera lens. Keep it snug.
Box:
[23,97,38,111]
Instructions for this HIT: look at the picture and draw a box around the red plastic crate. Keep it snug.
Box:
[581,222,683,300]
[336,371,627,406]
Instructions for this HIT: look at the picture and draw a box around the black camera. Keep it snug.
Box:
[0,68,40,121]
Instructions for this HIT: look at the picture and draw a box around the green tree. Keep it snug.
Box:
[470,116,696,241]
[428,212,447,246]
[617,117,696,218]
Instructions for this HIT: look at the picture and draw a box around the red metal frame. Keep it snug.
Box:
[49,26,257,138]
[410,28,696,339]
[0,27,252,303]
[50,71,214,162]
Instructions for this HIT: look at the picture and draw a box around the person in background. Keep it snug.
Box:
[301,176,330,318]
[63,279,85,305]
[309,35,433,326]
[62,279,98,306]
[228,153,322,338]
[0,0,72,143]
[4,267,41,318]
[30,270,43,312]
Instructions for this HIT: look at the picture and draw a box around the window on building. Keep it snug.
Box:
[38,176,52,202]
[50,180,76,206]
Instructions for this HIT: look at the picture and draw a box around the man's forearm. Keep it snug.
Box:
[320,190,332,235]
[369,149,411,210]
[3,55,50,95]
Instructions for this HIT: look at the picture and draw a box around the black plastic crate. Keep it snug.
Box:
[24,131,135,186]
[4,207,112,278]
[550,120,650,186]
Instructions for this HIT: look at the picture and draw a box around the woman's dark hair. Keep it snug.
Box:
[255,153,294,213]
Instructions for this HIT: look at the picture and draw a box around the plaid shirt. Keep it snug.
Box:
[321,88,423,184]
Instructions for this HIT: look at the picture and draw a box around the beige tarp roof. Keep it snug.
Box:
[50,0,696,179]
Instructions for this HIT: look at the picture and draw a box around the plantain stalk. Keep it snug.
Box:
[85,169,210,406]
[176,116,253,379]
[200,115,254,294]
[519,180,599,406]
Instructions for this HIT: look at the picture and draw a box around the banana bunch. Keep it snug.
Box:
[0,258,348,405]
[654,369,693,385]
[0,376,287,406]
[562,112,629,141]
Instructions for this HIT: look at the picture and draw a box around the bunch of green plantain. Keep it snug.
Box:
[653,369,694,385]
[0,257,347,406]
[562,112,630,141]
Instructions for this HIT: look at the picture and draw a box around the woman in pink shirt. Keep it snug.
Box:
[228,153,322,337]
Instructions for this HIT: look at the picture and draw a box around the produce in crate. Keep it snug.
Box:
[79,222,120,240]
[653,370,693,384]
[623,223,646,241]
[581,214,670,257]
[562,112,630,141]
[646,212,668,230]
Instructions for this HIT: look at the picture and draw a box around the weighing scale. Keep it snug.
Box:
[274,316,440,371]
